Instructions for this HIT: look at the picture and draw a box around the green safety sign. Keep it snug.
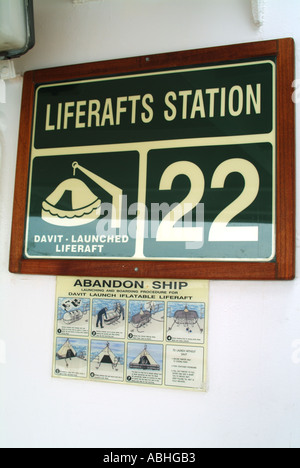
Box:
[25,59,275,262]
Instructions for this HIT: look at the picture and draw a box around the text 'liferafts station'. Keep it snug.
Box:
[33,61,273,148]
[44,84,262,131]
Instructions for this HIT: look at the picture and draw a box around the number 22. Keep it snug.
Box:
[156,158,260,243]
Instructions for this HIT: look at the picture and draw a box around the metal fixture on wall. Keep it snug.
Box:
[0,0,35,60]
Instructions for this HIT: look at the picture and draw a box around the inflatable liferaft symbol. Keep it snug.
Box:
[42,178,102,227]
[42,162,123,228]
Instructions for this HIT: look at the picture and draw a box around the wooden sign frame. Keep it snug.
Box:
[9,38,295,280]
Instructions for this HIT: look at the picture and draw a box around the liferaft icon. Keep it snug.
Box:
[41,161,123,228]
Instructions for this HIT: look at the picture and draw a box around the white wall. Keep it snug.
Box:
[0,0,299,448]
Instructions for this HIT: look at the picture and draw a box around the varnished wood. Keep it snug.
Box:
[9,39,296,280]
[275,38,296,280]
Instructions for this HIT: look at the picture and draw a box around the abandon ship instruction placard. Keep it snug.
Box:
[52,277,209,391]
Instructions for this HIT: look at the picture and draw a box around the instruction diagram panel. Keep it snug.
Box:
[53,276,209,391]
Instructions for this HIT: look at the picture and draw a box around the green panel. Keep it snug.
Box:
[33,61,274,148]
[24,58,276,262]
[25,151,139,258]
[144,143,274,260]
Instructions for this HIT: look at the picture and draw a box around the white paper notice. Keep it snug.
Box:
[53,277,209,391]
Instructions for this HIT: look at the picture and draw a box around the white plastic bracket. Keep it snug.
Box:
[0,61,16,103]
[0,60,16,80]
[251,0,266,27]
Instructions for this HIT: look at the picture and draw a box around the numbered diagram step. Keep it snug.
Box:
[91,298,127,340]
[54,338,89,379]
[126,343,164,386]
[90,341,125,383]
[127,300,165,342]
[56,297,90,337]
[166,301,206,344]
